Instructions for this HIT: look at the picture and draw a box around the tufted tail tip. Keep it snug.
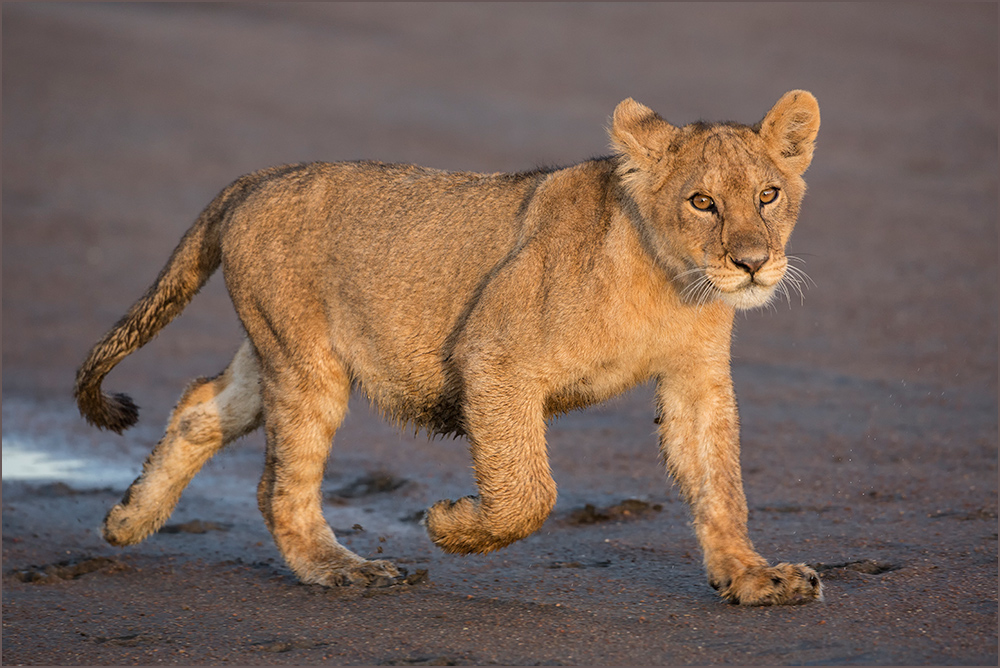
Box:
[75,387,140,434]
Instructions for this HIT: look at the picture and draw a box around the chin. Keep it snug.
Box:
[718,285,777,310]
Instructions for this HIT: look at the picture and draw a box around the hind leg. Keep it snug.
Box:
[103,339,262,546]
[256,352,399,587]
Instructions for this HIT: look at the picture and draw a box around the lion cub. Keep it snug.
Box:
[76,91,822,605]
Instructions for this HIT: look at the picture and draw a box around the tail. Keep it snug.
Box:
[73,169,275,433]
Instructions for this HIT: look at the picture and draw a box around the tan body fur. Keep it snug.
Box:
[75,91,822,604]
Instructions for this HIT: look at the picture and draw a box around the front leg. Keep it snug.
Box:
[425,380,557,554]
[655,373,822,605]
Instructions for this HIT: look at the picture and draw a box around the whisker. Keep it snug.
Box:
[682,275,716,310]
[786,265,816,289]
[704,278,719,306]
[677,269,727,311]
[778,279,792,308]
[785,269,812,302]
[694,276,716,310]
[794,275,810,301]
[674,266,705,281]
[761,288,778,313]
[679,274,707,302]
[770,282,784,312]
[782,258,814,304]
[676,266,732,313]
[778,270,807,306]
[785,257,817,287]
[706,284,720,309]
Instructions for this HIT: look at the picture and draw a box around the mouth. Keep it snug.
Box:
[678,267,780,310]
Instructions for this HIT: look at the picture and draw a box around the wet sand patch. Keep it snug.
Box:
[9,556,130,584]
[563,498,664,525]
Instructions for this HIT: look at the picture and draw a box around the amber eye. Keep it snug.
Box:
[759,187,779,204]
[690,194,715,211]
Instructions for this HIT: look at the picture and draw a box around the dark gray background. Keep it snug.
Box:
[3,3,996,665]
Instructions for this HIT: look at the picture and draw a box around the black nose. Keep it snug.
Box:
[730,254,768,275]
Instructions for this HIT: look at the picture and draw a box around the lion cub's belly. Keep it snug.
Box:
[544,361,650,418]
[358,347,649,437]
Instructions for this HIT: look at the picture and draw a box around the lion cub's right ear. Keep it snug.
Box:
[609,98,678,169]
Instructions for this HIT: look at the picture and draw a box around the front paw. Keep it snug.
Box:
[712,562,823,606]
[424,496,485,554]
[424,493,548,554]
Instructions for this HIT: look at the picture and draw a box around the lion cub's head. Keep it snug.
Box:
[610,90,820,310]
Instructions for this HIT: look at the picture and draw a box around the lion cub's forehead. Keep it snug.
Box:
[673,124,779,192]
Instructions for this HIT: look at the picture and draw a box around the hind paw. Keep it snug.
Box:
[102,501,167,547]
[299,558,401,588]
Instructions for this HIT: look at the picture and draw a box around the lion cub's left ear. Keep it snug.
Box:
[756,90,821,175]
[609,98,678,169]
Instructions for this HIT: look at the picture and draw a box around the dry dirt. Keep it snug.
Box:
[2,4,996,665]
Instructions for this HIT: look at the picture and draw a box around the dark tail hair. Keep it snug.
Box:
[73,168,277,433]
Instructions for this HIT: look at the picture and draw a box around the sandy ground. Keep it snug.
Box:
[2,3,997,665]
